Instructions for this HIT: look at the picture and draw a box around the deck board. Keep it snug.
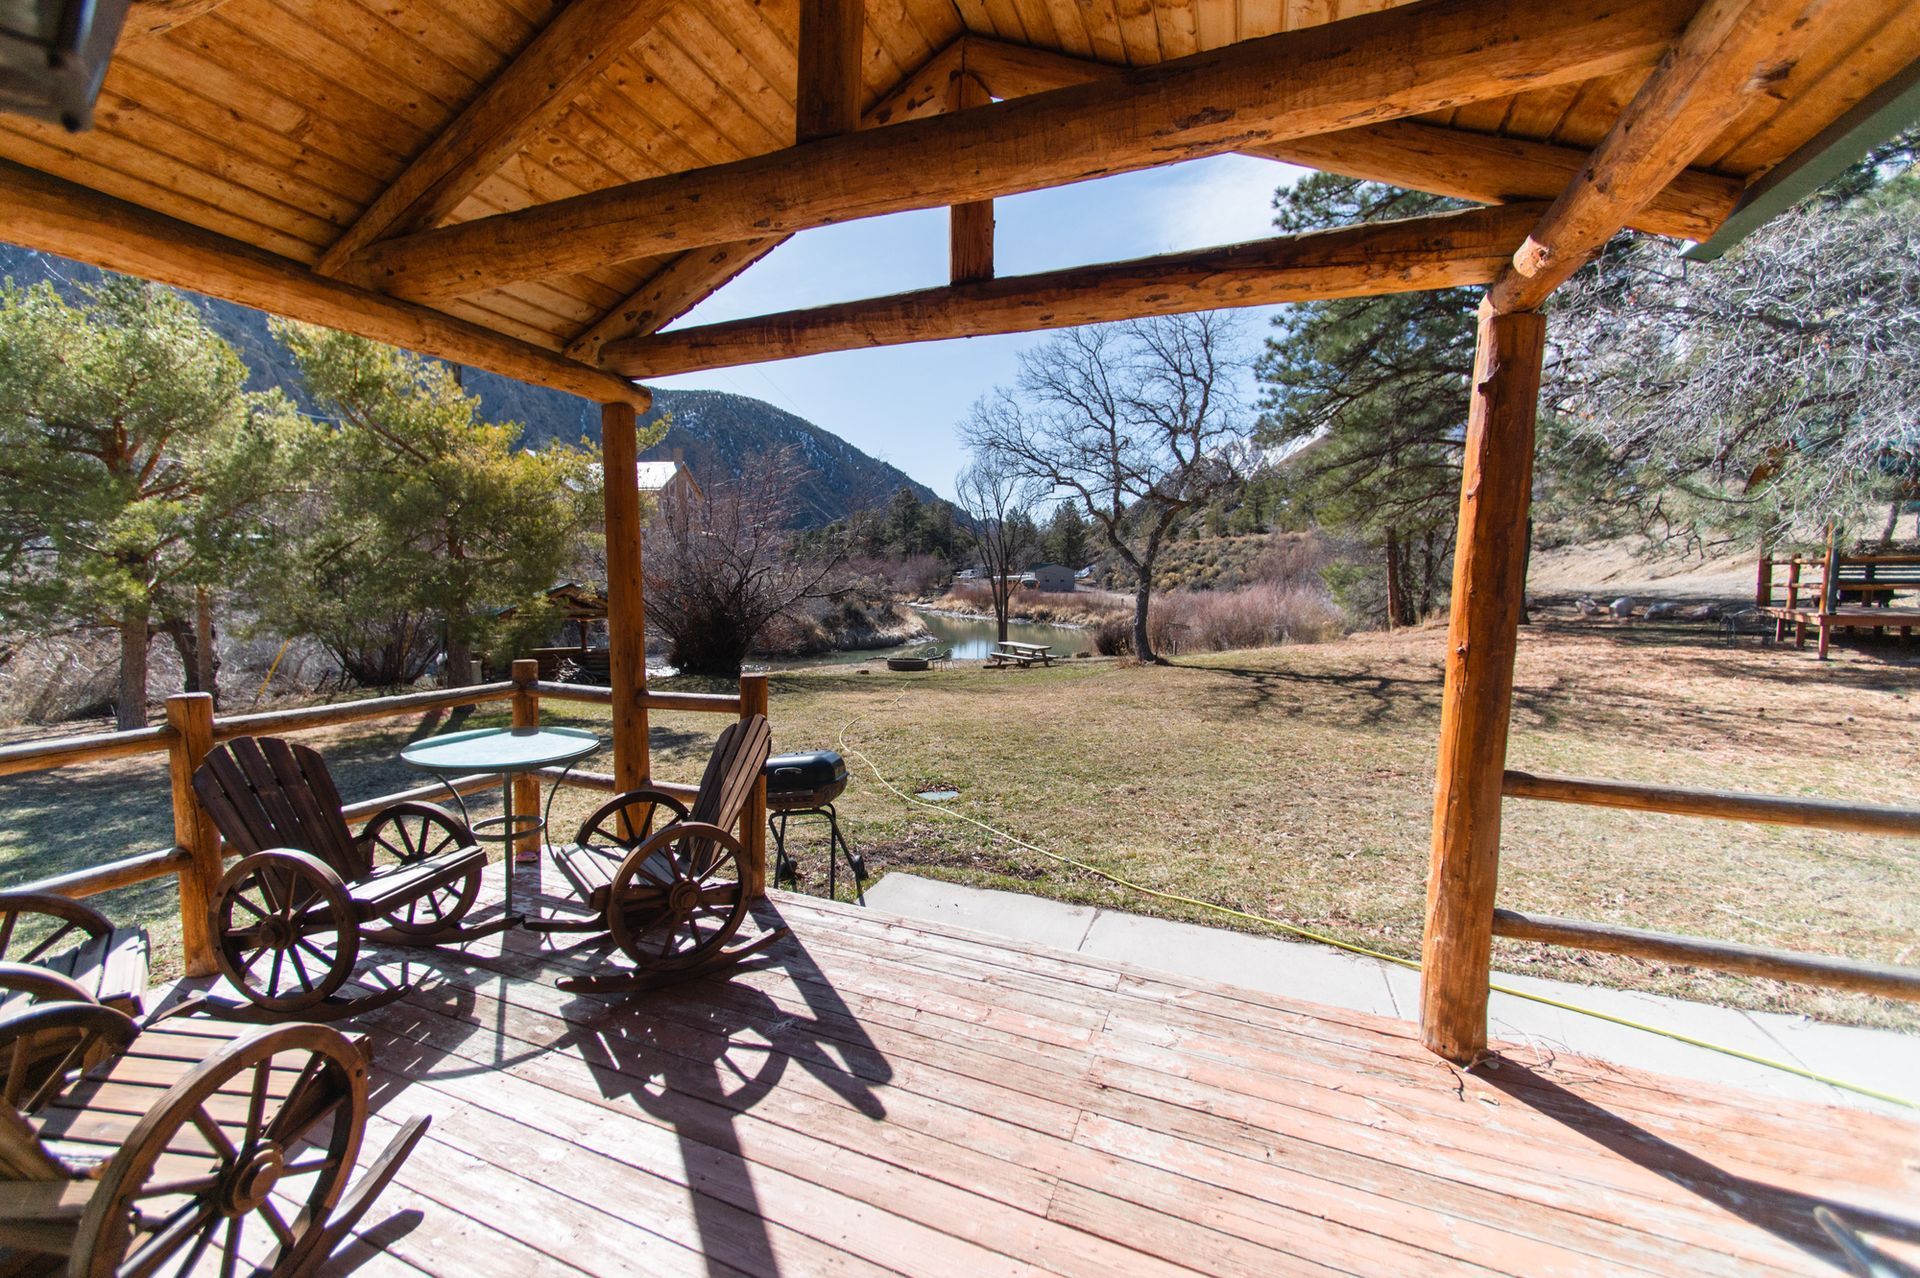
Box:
[186,876,1920,1277]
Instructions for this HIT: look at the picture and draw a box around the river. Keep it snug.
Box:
[760,608,1092,668]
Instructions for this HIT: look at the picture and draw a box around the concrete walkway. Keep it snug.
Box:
[862,873,1920,1117]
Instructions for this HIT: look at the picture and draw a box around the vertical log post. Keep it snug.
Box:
[1420,302,1546,1064]
[1755,546,1772,610]
[738,672,770,897]
[510,658,542,858]
[949,70,995,284]
[165,692,221,977]
[796,0,864,143]
[602,401,650,793]
[1819,525,1841,661]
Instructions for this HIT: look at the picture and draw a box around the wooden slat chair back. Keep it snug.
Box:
[194,736,367,879]
[690,715,774,831]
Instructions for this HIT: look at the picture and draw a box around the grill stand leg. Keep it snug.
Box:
[763,803,864,904]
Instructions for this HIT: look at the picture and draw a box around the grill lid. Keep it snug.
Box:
[763,751,848,792]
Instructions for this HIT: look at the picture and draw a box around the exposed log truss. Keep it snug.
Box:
[340,0,1696,301]
[599,204,1542,376]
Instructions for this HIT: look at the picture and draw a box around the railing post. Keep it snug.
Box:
[165,692,221,977]
[1755,547,1771,609]
[511,658,541,858]
[738,672,770,897]
[1421,301,1545,1065]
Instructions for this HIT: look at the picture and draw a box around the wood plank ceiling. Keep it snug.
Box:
[1,0,1915,389]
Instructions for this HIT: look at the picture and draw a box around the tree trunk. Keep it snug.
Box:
[1517,517,1534,625]
[1132,578,1156,663]
[993,578,1011,642]
[445,626,472,688]
[1384,529,1403,630]
[195,586,218,701]
[117,602,151,730]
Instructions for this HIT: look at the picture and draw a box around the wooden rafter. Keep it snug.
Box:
[597,203,1541,377]
[1489,0,1814,312]
[313,0,677,277]
[342,0,1695,302]
[957,36,1742,243]
[0,159,646,407]
[563,39,969,365]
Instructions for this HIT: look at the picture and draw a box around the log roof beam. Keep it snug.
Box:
[957,35,1741,243]
[342,0,1700,302]
[1488,0,1814,312]
[563,38,970,365]
[598,202,1542,377]
[314,0,676,277]
[0,159,647,407]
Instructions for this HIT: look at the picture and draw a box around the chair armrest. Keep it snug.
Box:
[606,788,693,822]
[0,999,136,1048]
[0,961,95,1006]
[0,891,114,944]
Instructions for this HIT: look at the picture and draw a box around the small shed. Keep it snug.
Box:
[1029,564,1076,593]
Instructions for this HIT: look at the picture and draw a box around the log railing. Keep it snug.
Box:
[1501,768,1920,1002]
[0,665,767,976]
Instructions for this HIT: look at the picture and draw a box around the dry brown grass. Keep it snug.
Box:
[3,611,1915,1029]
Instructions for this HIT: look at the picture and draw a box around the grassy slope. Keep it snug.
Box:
[4,614,1916,1028]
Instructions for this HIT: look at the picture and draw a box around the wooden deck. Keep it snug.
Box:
[194,872,1920,1277]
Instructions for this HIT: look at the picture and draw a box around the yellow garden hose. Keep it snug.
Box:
[836,694,1918,1112]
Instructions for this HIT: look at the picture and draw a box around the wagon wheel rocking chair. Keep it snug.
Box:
[0,962,426,1277]
[532,715,790,993]
[0,893,150,1019]
[193,736,507,1020]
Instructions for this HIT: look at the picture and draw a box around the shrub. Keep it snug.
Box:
[1093,615,1134,656]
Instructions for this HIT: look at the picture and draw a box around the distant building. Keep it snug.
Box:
[1028,564,1076,593]
[634,451,702,510]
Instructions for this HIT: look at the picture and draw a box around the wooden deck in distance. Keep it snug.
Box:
[181,871,1920,1277]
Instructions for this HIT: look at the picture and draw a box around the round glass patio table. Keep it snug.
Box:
[399,726,602,920]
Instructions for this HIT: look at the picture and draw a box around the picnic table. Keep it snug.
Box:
[986,641,1054,668]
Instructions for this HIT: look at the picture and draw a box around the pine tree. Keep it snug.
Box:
[1256,176,1478,627]
[0,279,297,726]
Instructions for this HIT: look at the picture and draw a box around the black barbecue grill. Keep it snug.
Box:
[763,751,865,901]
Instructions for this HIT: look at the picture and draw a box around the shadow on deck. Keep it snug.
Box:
[171,867,1920,1277]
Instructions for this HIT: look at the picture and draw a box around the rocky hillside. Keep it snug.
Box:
[0,245,939,528]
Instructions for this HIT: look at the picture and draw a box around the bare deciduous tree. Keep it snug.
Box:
[956,456,1044,643]
[643,450,844,675]
[962,313,1251,662]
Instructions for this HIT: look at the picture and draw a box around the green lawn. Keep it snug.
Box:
[4,614,1917,1028]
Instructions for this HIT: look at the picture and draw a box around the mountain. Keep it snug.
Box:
[0,244,939,528]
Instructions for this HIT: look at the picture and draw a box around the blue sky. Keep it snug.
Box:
[650,154,1307,500]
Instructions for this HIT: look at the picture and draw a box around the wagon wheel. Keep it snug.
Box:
[362,802,482,936]
[70,1022,367,1278]
[577,790,690,854]
[0,890,112,964]
[608,822,749,973]
[215,851,359,1013]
